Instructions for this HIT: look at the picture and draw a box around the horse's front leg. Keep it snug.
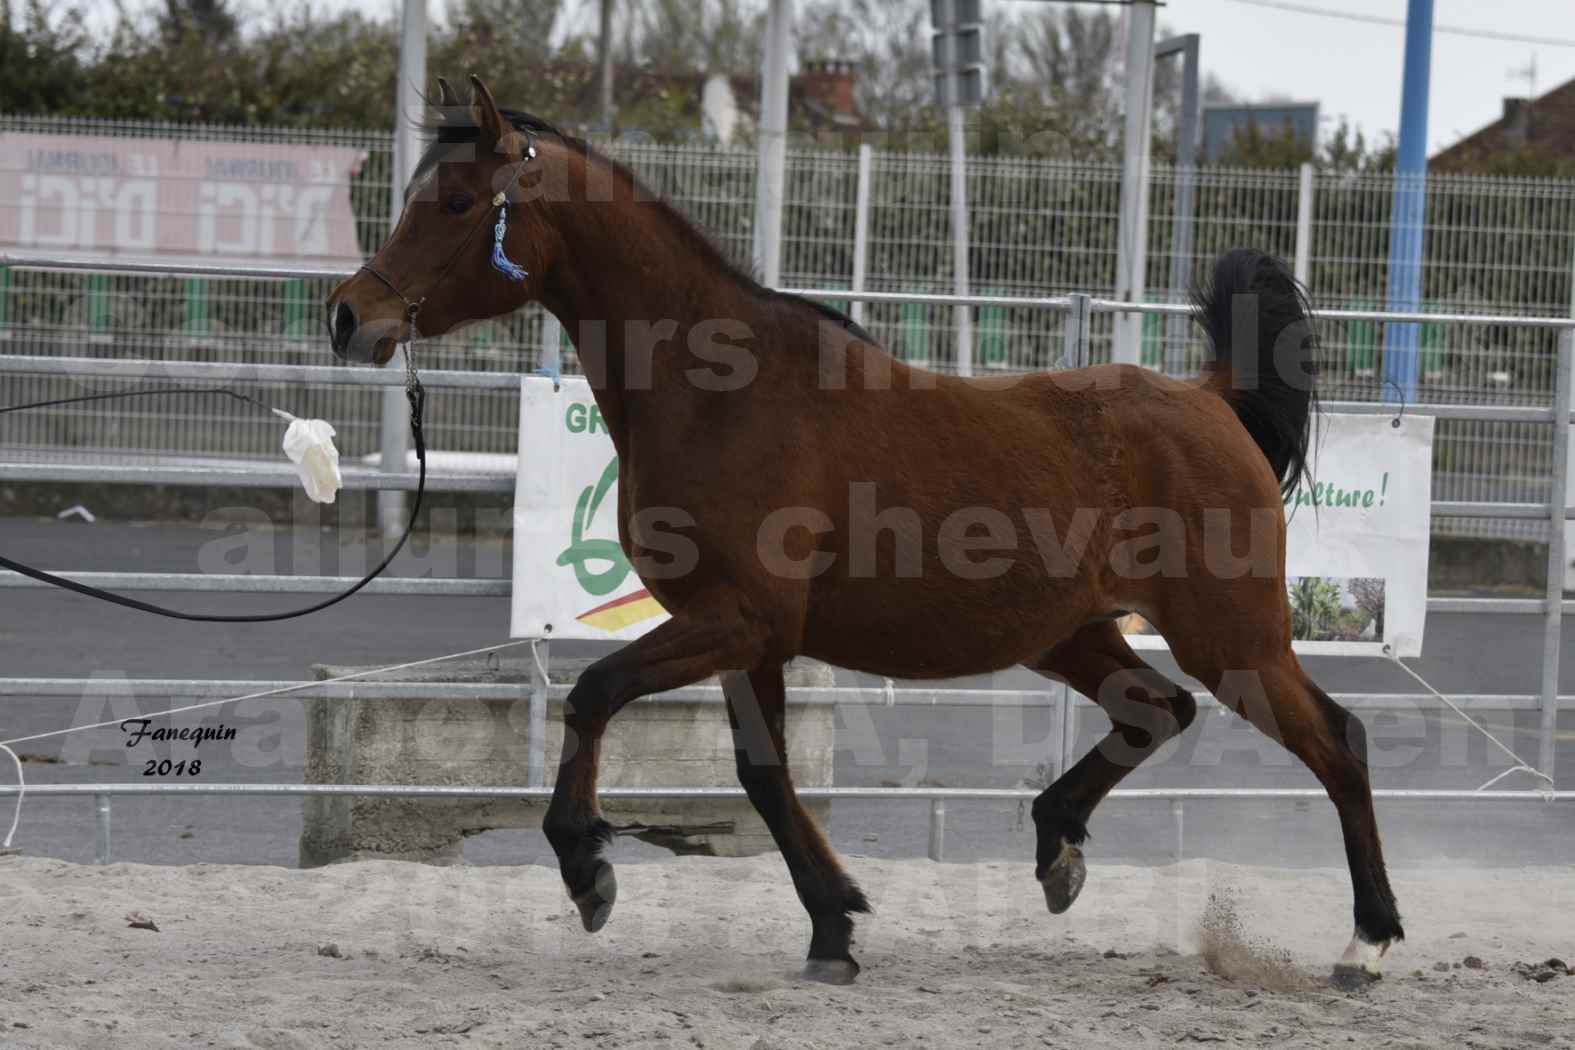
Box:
[542,602,768,932]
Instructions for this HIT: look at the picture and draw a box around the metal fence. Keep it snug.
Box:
[4,114,1575,539]
[6,782,1572,869]
[0,280,1570,864]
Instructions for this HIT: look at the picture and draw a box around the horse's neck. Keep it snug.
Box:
[539,197,788,457]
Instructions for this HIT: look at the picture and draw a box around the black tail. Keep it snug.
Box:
[1192,248,1318,497]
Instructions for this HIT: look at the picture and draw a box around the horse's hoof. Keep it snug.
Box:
[1038,843,1086,915]
[572,860,617,933]
[1330,964,1382,991]
[1331,934,1389,988]
[802,958,860,985]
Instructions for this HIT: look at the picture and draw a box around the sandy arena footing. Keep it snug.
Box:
[1,854,1571,1049]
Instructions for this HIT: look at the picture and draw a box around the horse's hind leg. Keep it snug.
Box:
[721,664,869,984]
[1178,645,1405,981]
[1024,620,1198,914]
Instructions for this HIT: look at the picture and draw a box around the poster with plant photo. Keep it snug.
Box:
[1281,413,1434,656]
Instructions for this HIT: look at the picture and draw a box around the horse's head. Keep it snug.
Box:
[326,75,561,364]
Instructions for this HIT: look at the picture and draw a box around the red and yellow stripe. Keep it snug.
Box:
[574,588,667,632]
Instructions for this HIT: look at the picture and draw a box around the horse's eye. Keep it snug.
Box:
[446,194,474,215]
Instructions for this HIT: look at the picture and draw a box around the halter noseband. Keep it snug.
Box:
[355,129,538,337]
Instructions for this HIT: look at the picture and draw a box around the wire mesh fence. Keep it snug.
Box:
[3,114,1573,538]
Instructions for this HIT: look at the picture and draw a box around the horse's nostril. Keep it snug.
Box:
[332,302,357,353]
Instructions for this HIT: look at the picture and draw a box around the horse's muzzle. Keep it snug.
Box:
[327,301,399,364]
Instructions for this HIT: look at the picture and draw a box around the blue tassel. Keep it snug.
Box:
[490,206,528,282]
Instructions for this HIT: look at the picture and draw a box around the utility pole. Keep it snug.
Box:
[1157,33,1200,377]
[931,0,987,376]
[1383,0,1433,406]
[380,0,426,536]
[752,0,792,287]
[598,0,615,128]
[1113,0,1157,366]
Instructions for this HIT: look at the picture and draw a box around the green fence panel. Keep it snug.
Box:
[1141,311,1164,369]
[978,288,1008,367]
[1343,299,1445,379]
[1344,298,1378,374]
[469,319,497,351]
[87,273,112,332]
[899,298,929,362]
[283,279,309,340]
[1420,320,1446,378]
[825,288,850,321]
[185,278,209,337]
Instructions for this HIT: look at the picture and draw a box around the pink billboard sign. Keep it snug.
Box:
[0,132,367,269]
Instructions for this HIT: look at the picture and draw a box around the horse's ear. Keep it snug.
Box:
[468,75,509,155]
[435,76,461,110]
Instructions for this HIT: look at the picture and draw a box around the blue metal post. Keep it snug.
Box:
[1383,0,1434,404]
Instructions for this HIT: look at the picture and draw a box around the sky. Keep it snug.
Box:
[87,0,1575,155]
[1166,0,1575,153]
[366,0,1575,154]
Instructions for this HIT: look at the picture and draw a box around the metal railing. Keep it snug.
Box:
[2,274,1572,865]
[3,247,1569,540]
[3,782,1571,867]
[7,110,1575,540]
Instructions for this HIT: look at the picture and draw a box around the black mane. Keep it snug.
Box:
[415,104,877,346]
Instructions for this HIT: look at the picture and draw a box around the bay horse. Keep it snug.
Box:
[326,76,1403,985]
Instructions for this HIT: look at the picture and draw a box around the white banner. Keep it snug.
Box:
[1283,412,1435,657]
[0,132,364,269]
[513,386,1434,658]
[511,376,670,641]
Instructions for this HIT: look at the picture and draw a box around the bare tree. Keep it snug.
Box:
[1349,577,1386,638]
[450,0,560,64]
[632,0,764,73]
[1014,7,1182,153]
[161,0,238,41]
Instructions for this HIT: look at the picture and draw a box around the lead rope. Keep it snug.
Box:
[1383,646,1555,793]
[0,347,426,844]
[0,348,427,623]
[0,636,536,850]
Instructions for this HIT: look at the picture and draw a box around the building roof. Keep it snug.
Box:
[1432,76,1575,171]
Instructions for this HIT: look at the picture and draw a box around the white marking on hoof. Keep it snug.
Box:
[1333,933,1390,983]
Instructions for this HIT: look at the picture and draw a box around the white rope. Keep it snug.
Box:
[530,637,549,685]
[0,744,22,848]
[0,638,537,850]
[1384,647,1555,793]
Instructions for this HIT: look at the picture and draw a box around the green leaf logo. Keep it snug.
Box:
[556,457,633,597]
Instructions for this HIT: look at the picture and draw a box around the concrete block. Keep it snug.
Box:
[299,656,835,866]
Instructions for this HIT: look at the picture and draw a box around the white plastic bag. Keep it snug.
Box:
[281,417,342,504]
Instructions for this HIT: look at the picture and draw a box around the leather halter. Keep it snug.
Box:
[354,129,538,337]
